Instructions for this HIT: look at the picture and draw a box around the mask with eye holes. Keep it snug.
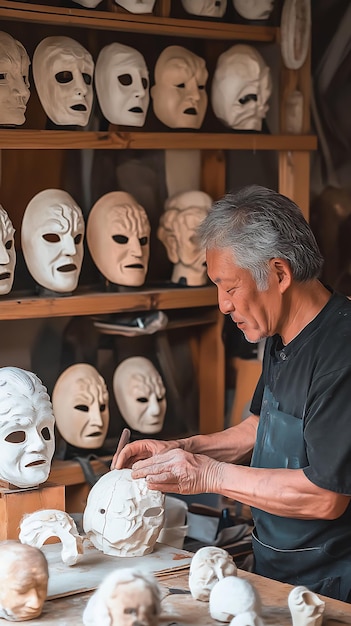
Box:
[83,469,165,557]
[0,366,55,488]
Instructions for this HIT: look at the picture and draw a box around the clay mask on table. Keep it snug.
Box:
[0,204,16,295]
[189,546,237,601]
[0,31,30,126]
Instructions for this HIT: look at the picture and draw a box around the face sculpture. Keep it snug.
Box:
[0,366,55,489]
[211,44,272,131]
[33,36,94,126]
[233,0,274,20]
[115,0,156,13]
[209,576,262,623]
[181,0,227,18]
[0,205,16,295]
[189,546,237,602]
[82,568,161,626]
[0,31,30,127]
[158,190,212,286]
[95,43,149,126]
[288,586,325,626]
[21,189,85,294]
[0,541,48,622]
[87,191,150,287]
[52,363,109,449]
[83,468,165,557]
[113,357,166,434]
[151,45,208,129]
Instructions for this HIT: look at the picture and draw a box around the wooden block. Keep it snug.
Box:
[0,482,65,541]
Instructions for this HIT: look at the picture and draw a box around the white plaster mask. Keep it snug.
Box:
[0,204,16,295]
[52,363,109,449]
[189,546,237,602]
[211,44,272,131]
[158,190,212,286]
[115,0,156,13]
[0,31,30,126]
[288,586,325,626]
[0,366,55,489]
[151,45,208,129]
[233,0,274,20]
[21,188,85,293]
[71,0,103,7]
[33,36,94,126]
[87,191,150,287]
[83,468,165,557]
[181,0,227,18]
[209,576,262,623]
[19,509,84,566]
[113,357,166,434]
[0,541,48,622]
[95,43,149,126]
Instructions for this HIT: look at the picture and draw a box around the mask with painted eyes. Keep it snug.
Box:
[33,36,94,126]
[0,31,30,126]
[21,189,85,294]
[0,366,55,489]
[114,0,156,13]
[0,204,16,295]
[233,0,274,20]
[95,43,149,126]
[181,0,227,18]
[211,44,272,131]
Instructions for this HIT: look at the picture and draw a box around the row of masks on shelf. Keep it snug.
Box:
[0,188,212,294]
[1,30,272,131]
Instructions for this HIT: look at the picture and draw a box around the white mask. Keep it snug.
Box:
[95,43,149,126]
[181,0,227,17]
[189,546,237,601]
[0,31,30,126]
[21,189,85,293]
[115,0,156,13]
[209,576,262,622]
[83,468,164,557]
[52,363,109,449]
[33,36,94,126]
[233,0,274,20]
[151,45,208,129]
[87,191,150,287]
[288,586,325,626]
[113,357,166,434]
[158,190,212,286]
[211,44,272,131]
[0,366,55,489]
[71,0,103,7]
[0,204,16,295]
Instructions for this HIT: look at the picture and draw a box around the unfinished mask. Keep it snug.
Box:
[114,0,156,13]
[0,540,48,622]
[181,0,227,17]
[83,468,164,557]
[19,509,83,566]
[288,586,325,626]
[113,357,166,434]
[87,191,150,287]
[158,190,212,286]
[151,45,208,129]
[0,31,30,126]
[95,43,149,126]
[0,366,55,489]
[189,546,237,602]
[232,0,274,20]
[0,205,16,295]
[33,36,94,126]
[211,44,272,131]
[209,576,262,622]
[21,189,85,294]
[83,568,161,626]
[52,363,109,449]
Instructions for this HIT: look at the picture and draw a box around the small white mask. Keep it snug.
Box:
[95,43,149,127]
[115,0,156,13]
[113,356,166,434]
[189,546,237,602]
[33,36,94,126]
[181,0,227,17]
[0,204,16,295]
[209,576,262,622]
[0,366,55,489]
[211,44,272,131]
[233,0,274,20]
[21,188,85,293]
[52,363,109,449]
[151,45,208,129]
[83,468,164,557]
[288,586,325,626]
[87,191,150,287]
[0,31,30,126]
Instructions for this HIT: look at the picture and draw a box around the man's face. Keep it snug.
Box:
[107,581,158,626]
[0,206,16,295]
[0,562,48,621]
[181,0,227,17]
[0,33,30,126]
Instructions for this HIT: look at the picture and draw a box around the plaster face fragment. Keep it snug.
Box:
[52,363,109,449]
[211,44,272,131]
[83,468,164,557]
[87,191,150,287]
[113,357,166,434]
[0,366,55,489]
[189,546,237,602]
[0,204,16,295]
[33,36,94,126]
[0,31,30,126]
[95,43,149,126]
[232,0,274,20]
[115,0,156,13]
[21,189,85,294]
[288,586,325,626]
[181,0,227,17]
[151,45,208,129]
[209,576,262,622]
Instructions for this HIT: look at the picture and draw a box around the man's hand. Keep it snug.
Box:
[110,438,182,470]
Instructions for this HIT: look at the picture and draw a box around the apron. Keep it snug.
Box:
[250,386,351,602]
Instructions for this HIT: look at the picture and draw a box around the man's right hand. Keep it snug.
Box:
[110,438,183,470]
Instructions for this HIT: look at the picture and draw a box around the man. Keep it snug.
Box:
[112,185,351,601]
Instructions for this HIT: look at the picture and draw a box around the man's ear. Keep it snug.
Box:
[269,258,292,292]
